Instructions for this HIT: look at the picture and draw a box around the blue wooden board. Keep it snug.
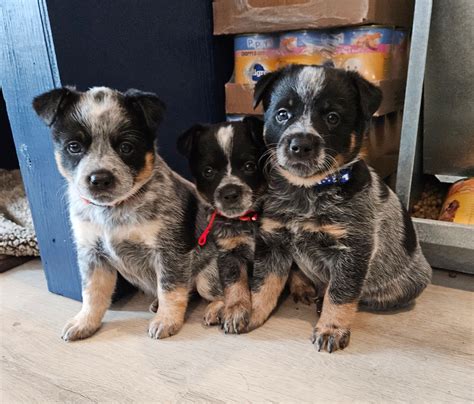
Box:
[46,0,233,179]
[1,0,82,300]
[2,0,233,302]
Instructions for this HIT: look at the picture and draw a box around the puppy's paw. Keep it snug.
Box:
[248,309,267,331]
[222,303,250,334]
[290,281,317,305]
[148,314,182,339]
[61,316,100,342]
[149,298,159,313]
[311,324,351,353]
[203,300,224,326]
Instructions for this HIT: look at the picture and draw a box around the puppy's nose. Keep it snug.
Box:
[288,135,318,159]
[220,185,242,203]
[88,170,115,191]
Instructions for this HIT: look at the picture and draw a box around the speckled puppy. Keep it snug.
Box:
[177,118,266,333]
[33,86,223,341]
[248,65,432,352]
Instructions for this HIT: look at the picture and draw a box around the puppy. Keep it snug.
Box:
[177,118,266,333]
[33,86,224,341]
[249,65,432,352]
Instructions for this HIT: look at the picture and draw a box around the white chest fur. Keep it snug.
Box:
[71,215,163,252]
[70,214,163,295]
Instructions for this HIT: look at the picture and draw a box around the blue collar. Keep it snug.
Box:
[315,167,352,189]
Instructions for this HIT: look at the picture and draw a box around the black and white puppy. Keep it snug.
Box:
[249,65,432,352]
[177,118,266,333]
[33,86,224,341]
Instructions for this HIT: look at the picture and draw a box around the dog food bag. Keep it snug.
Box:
[438,178,474,225]
[234,34,279,84]
[278,30,336,68]
[332,26,394,82]
[391,29,409,79]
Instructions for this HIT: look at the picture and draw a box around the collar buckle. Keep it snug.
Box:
[316,166,353,189]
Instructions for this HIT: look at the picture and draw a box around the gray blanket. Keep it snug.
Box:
[0,169,39,257]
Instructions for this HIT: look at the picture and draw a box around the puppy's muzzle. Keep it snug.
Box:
[217,184,243,207]
[286,133,320,161]
[87,169,116,192]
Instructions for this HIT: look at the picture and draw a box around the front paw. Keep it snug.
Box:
[311,324,351,353]
[222,303,250,334]
[148,314,182,339]
[61,316,101,342]
[203,300,224,326]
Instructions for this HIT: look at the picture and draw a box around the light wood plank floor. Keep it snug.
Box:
[1,260,473,403]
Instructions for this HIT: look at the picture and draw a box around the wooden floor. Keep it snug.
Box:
[1,260,473,403]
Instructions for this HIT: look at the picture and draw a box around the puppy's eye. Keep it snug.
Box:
[119,142,134,155]
[276,108,291,123]
[326,112,340,126]
[66,141,83,154]
[203,166,215,179]
[243,161,257,174]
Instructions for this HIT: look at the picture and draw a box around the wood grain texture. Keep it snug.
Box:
[1,260,473,403]
[1,0,81,300]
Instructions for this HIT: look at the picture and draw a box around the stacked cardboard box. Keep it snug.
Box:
[213,0,414,35]
[213,0,413,177]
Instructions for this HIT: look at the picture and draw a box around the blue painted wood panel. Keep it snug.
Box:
[46,0,233,178]
[1,0,82,300]
[2,0,233,302]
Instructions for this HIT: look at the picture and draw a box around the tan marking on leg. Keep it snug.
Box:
[135,152,155,183]
[288,268,317,305]
[224,270,251,308]
[203,299,225,326]
[299,222,348,239]
[216,235,253,251]
[312,292,357,352]
[318,294,357,329]
[61,268,117,341]
[222,268,251,334]
[54,151,73,181]
[249,273,287,329]
[148,286,189,339]
[260,217,285,233]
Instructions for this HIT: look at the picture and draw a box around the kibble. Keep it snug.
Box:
[412,181,445,220]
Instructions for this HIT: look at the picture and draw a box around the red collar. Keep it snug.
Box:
[198,210,259,247]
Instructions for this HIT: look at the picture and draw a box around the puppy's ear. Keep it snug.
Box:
[243,116,265,148]
[124,89,166,132]
[32,87,78,126]
[177,124,206,159]
[253,71,282,110]
[349,72,382,119]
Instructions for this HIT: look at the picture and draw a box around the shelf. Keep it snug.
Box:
[413,218,474,273]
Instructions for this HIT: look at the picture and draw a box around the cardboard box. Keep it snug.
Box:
[225,78,405,116]
[213,0,414,35]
